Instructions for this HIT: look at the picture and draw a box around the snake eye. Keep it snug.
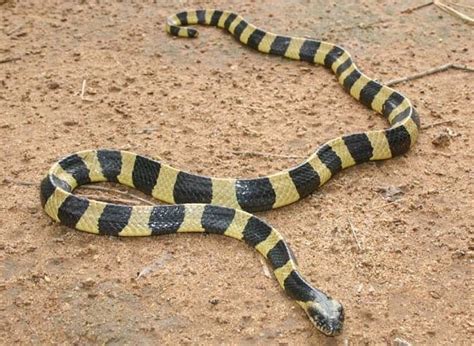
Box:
[338,305,345,321]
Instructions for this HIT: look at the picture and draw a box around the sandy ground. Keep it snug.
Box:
[1,0,473,344]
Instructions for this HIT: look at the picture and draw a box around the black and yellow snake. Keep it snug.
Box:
[40,9,420,336]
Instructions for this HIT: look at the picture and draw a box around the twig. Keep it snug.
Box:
[79,185,155,205]
[234,104,267,112]
[80,79,94,102]
[434,0,474,25]
[77,194,145,206]
[229,150,305,159]
[137,253,171,279]
[131,127,159,135]
[16,181,36,187]
[347,218,362,251]
[112,54,123,67]
[259,258,271,279]
[452,64,474,72]
[2,178,35,186]
[0,56,21,64]
[339,0,470,34]
[385,63,474,86]
[429,150,452,158]
[6,24,24,36]
[448,1,474,11]
[339,19,390,31]
[80,79,86,99]
[421,119,455,129]
[365,198,404,212]
[401,1,434,13]
[234,103,285,116]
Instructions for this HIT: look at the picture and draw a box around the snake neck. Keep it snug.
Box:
[281,267,344,336]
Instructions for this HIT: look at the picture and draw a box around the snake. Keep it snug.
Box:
[40,9,420,336]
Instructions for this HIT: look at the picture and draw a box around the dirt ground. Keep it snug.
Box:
[1,0,473,344]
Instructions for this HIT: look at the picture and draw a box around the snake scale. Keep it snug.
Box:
[40,9,420,336]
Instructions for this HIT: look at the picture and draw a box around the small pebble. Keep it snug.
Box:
[432,132,450,147]
[47,82,60,90]
[82,278,95,289]
[108,85,122,92]
[209,298,219,305]
[394,337,412,346]
[63,120,79,126]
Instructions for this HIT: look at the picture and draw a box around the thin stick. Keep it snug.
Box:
[0,56,21,64]
[452,64,474,72]
[233,104,285,116]
[77,194,144,206]
[448,1,474,11]
[259,258,271,278]
[112,54,123,67]
[339,19,389,31]
[230,150,305,159]
[401,1,434,13]
[131,127,159,135]
[347,218,362,251]
[434,0,474,25]
[80,185,155,205]
[80,79,86,99]
[365,198,404,212]
[6,24,24,36]
[2,179,35,186]
[385,63,474,86]
[421,119,455,129]
[429,150,452,158]
[137,253,172,279]
[79,79,95,102]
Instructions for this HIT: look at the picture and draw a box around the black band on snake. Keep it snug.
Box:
[40,9,420,336]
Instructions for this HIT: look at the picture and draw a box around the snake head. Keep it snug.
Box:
[305,297,344,336]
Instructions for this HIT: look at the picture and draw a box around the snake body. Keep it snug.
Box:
[40,9,420,336]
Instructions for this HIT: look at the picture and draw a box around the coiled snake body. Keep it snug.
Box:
[40,9,420,336]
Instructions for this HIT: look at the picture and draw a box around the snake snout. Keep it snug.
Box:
[324,311,344,336]
[322,303,344,336]
[307,298,344,336]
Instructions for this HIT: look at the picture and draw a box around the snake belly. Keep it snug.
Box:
[40,9,421,337]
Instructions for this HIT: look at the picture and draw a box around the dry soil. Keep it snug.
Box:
[0,0,473,345]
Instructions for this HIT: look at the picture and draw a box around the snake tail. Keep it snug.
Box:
[165,9,420,212]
